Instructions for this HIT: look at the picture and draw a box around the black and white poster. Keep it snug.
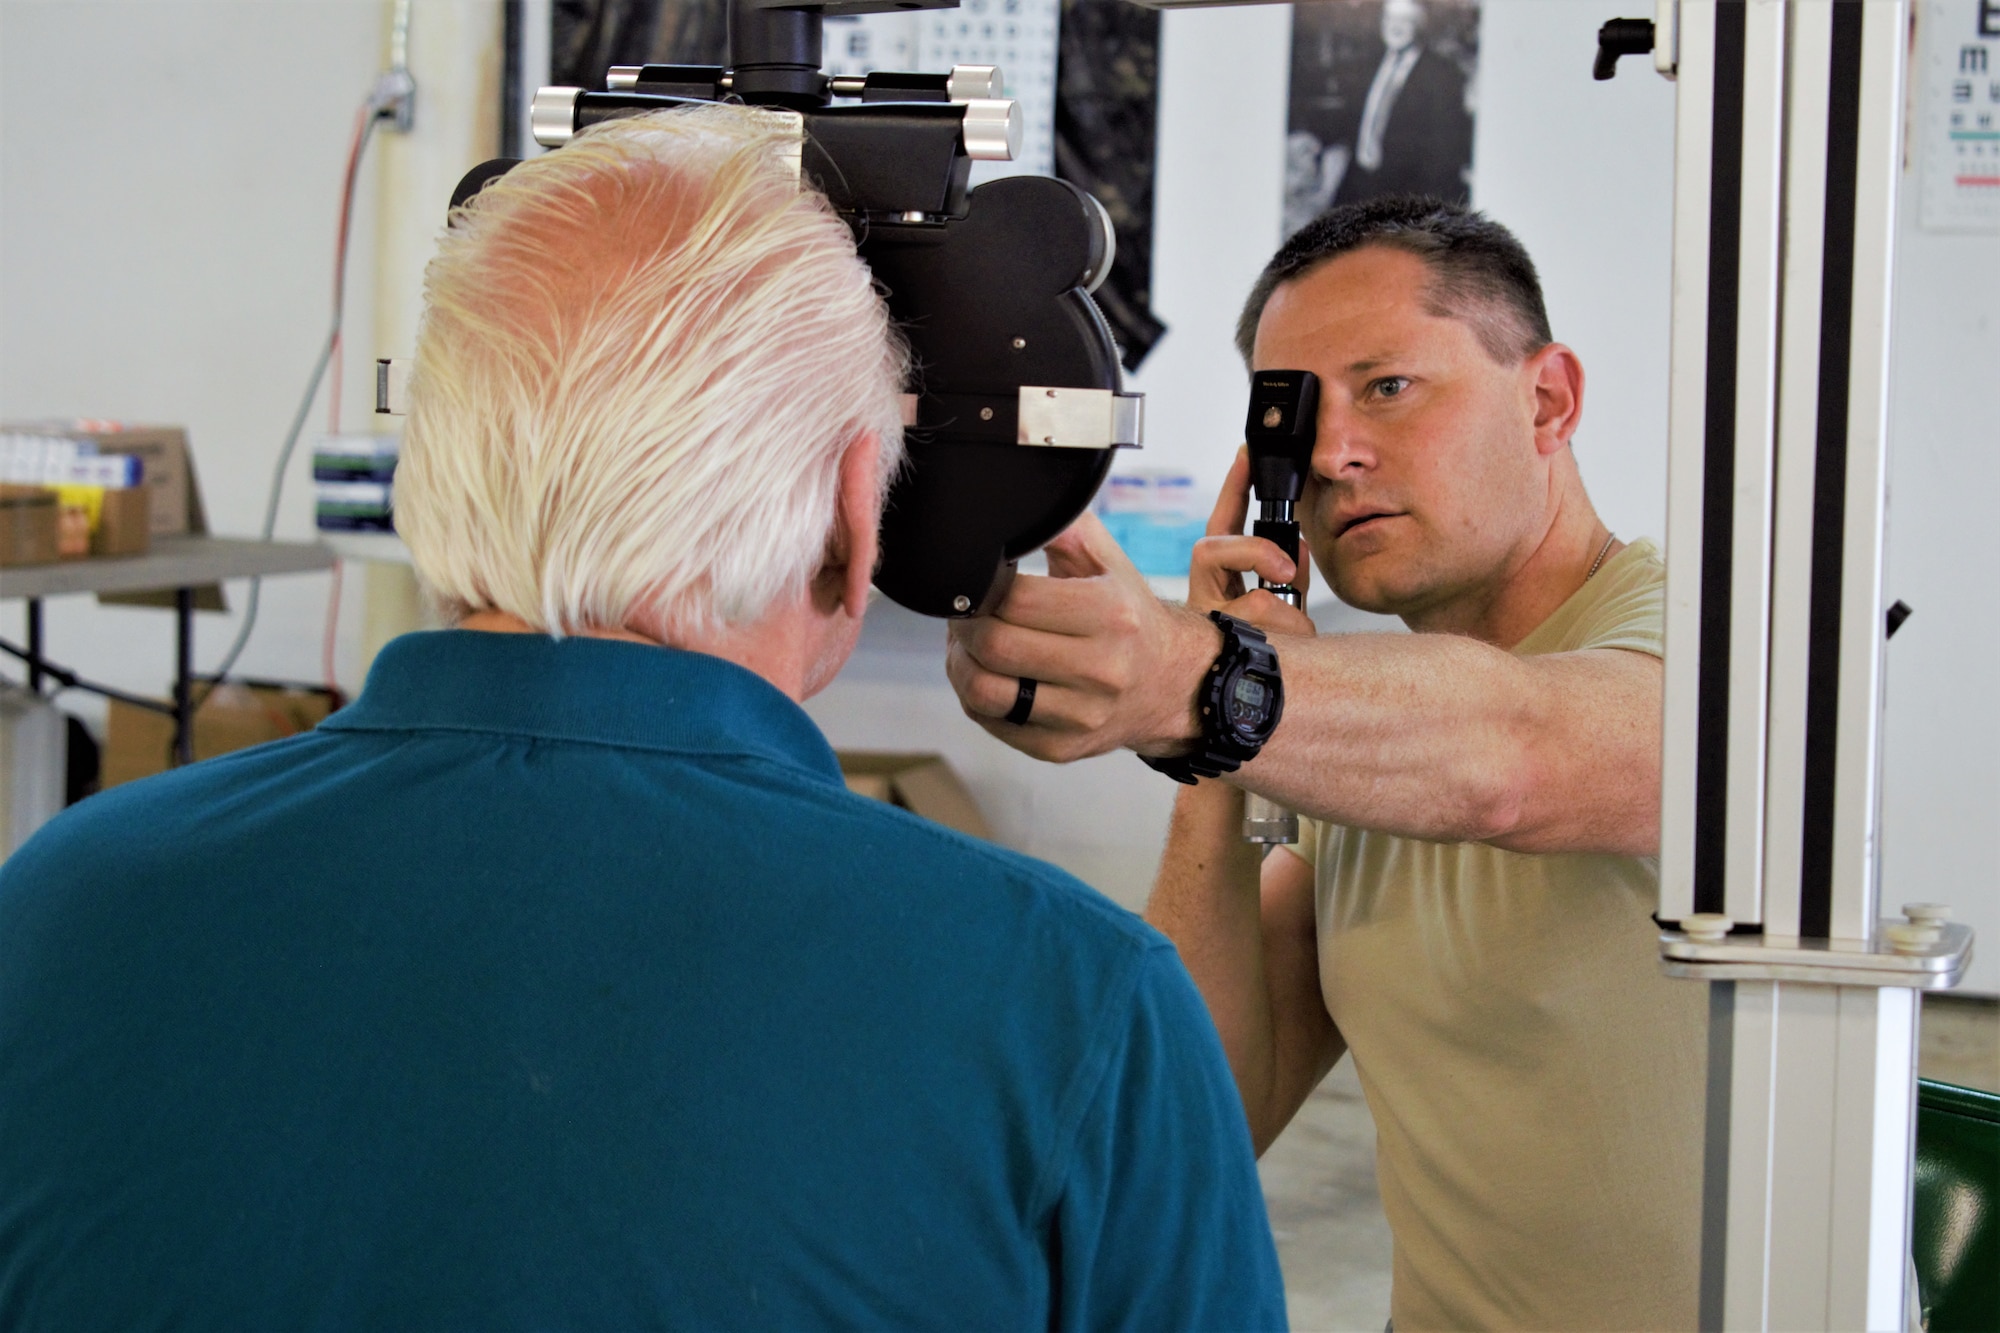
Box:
[1283,0,1479,238]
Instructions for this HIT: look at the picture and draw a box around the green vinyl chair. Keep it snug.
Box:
[1913,1078,1999,1332]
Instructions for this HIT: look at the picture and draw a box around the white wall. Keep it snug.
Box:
[6,3,1987,983]
[811,0,1681,909]
[0,0,1677,907]
[1130,1,1678,545]
[1472,1,1676,543]
[0,1,387,711]
[1880,185,2000,993]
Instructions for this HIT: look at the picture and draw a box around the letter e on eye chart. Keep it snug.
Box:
[1919,0,2000,231]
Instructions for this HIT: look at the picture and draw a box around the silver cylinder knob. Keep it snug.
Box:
[606,66,642,91]
[531,86,584,147]
[1080,189,1117,293]
[946,64,1004,101]
[960,98,1022,162]
[1243,793,1298,845]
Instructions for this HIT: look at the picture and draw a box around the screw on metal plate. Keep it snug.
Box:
[979,407,994,421]
[1011,337,1026,350]
[1888,903,1952,954]
[1886,923,1943,955]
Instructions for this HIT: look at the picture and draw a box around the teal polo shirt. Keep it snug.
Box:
[0,630,1284,1331]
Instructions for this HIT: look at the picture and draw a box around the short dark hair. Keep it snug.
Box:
[1235,195,1554,368]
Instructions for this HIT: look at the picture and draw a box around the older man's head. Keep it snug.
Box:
[395,106,907,646]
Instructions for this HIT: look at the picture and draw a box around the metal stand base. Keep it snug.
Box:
[1703,981,1918,1331]
[1664,921,1973,989]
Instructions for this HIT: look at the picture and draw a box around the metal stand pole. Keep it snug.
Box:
[25,597,45,695]
[172,587,194,767]
[1701,980,1920,1331]
[1646,4,1963,1328]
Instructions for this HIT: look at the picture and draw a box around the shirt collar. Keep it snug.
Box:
[321,630,843,785]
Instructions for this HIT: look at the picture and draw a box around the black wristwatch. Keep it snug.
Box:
[1141,610,1286,785]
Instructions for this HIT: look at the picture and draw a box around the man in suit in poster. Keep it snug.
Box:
[1285,0,1475,233]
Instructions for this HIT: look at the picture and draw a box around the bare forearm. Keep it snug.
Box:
[1147,784,1342,1153]
[1235,632,1662,856]
[942,512,1659,855]
[1145,783,1277,1124]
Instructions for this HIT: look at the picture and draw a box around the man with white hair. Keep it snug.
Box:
[0,108,1284,1329]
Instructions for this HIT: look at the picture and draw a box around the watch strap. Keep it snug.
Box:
[1140,749,1240,785]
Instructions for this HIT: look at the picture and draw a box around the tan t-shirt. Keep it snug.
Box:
[1288,540,1705,1332]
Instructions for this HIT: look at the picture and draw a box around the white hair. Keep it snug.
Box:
[394,104,908,636]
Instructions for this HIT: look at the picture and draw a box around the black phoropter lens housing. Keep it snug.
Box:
[459,0,1133,620]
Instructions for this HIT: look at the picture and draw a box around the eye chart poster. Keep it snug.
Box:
[823,0,1061,182]
[1919,0,2000,231]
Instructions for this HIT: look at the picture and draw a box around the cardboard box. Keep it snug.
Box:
[0,422,205,538]
[50,484,151,559]
[102,682,338,789]
[91,485,151,556]
[836,751,992,840]
[71,426,199,537]
[1,420,224,609]
[0,486,60,567]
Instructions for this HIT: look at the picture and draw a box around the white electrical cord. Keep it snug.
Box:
[198,90,390,708]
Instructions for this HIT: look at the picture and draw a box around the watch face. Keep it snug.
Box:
[1223,668,1277,737]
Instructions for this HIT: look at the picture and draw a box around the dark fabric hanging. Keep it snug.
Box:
[549,0,1165,371]
[1054,0,1164,372]
[553,0,726,85]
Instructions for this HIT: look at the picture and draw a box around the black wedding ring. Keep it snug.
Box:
[1005,677,1038,726]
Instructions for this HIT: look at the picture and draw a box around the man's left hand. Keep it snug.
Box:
[1188,447,1316,636]
[945,451,1313,762]
[945,511,1214,762]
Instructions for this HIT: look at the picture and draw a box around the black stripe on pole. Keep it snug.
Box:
[1694,1,1748,917]
[1798,0,1866,940]
[1698,981,1736,1331]
[501,0,525,159]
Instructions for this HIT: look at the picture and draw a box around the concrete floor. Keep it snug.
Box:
[1256,1058,1393,1333]
[1919,993,2000,1094]
[1256,994,1998,1331]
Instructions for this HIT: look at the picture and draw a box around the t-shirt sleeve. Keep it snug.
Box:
[1282,816,1321,871]
[1576,551,1666,658]
[1048,943,1287,1333]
